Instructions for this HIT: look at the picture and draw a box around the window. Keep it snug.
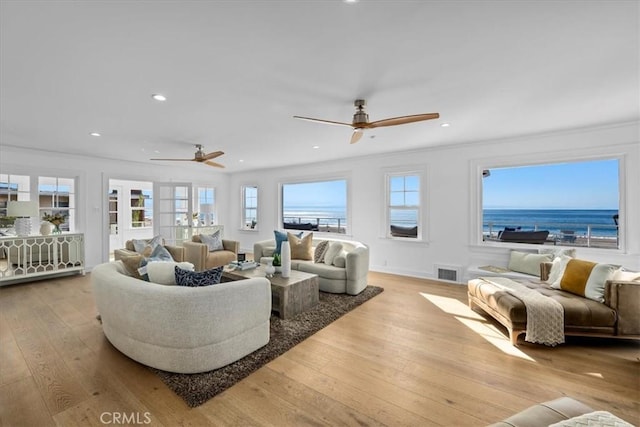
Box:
[387,173,421,239]
[481,159,620,249]
[108,188,118,235]
[194,186,216,226]
[281,179,347,234]
[242,185,258,230]
[38,176,75,232]
[130,189,153,228]
[0,174,30,221]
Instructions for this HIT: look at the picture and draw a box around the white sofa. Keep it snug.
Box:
[253,237,370,295]
[91,261,271,374]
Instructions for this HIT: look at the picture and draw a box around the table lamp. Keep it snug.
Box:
[7,201,39,236]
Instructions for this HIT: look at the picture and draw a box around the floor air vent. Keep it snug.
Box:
[435,265,462,283]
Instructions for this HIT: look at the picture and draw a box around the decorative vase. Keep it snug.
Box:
[40,221,54,236]
[264,257,276,278]
[52,223,62,234]
[281,241,291,278]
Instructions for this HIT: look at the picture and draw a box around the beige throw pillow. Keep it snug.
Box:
[288,232,313,260]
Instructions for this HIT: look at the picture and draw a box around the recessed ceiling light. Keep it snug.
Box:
[239,159,244,163]
[89,132,101,137]
[441,123,450,127]
[344,0,359,3]
[312,145,320,149]
[151,94,167,101]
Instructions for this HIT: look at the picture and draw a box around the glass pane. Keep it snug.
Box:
[390,192,405,206]
[390,209,418,227]
[389,176,404,192]
[405,191,419,206]
[482,158,619,249]
[404,175,419,191]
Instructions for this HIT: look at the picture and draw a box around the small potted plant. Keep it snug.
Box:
[272,253,282,273]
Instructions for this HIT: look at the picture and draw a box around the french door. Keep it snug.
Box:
[154,182,193,246]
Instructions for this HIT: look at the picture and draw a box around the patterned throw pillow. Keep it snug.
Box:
[175,266,223,287]
[288,232,313,260]
[557,259,620,302]
[314,240,330,263]
[199,231,223,252]
[132,235,163,257]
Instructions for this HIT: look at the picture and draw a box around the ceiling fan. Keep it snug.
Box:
[150,144,225,168]
[294,99,440,144]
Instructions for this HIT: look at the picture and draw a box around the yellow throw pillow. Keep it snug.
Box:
[288,232,313,260]
[559,259,620,302]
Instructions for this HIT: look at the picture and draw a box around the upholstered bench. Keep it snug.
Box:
[468,262,640,345]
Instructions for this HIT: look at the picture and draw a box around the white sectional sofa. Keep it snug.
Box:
[253,237,370,295]
[91,261,271,374]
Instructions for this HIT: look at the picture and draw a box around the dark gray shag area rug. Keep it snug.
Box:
[152,285,384,407]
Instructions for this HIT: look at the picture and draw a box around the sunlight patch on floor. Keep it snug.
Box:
[420,292,536,362]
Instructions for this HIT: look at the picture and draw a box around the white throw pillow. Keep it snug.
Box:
[547,254,573,287]
[323,242,343,265]
[507,251,553,276]
[147,261,195,285]
[333,250,347,268]
[200,231,223,251]
[612,269,640,282]
[538,247,577,259]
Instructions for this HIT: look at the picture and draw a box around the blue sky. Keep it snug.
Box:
[283,180,346,207]
[483,159,619,209]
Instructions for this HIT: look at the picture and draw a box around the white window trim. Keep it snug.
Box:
[381,166,428,242]
[470,150,626,252]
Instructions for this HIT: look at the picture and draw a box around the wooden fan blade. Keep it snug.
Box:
[365,113,440,129]
[204,160,225,168]
[202,151,224,161]
[350,129,364,144]
[293,116,353,127]
[150,158,192,161]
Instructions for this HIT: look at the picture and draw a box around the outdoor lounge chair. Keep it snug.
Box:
[498,230,550,244]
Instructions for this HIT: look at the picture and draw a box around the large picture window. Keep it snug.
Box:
[242,185,258,230]
[482,159,620,249]
[281,179,347,234]
[386,172,421,239]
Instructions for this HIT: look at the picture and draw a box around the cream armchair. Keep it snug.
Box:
[183,236,239,271]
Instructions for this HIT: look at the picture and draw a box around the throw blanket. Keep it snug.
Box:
[548,411,635,427]
[481,277,565,346]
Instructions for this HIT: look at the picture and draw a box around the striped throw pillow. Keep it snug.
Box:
[559,259,620,302]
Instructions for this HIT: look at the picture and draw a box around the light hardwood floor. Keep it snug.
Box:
[1,271,638,426]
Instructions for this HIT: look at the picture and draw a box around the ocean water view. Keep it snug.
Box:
[483,209,619,238]
[283,205,347,229]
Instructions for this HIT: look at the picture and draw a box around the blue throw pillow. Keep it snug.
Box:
[274,230,302,255]
[175,266,223,287]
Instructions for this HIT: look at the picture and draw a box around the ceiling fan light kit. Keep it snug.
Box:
[294,99,440,144]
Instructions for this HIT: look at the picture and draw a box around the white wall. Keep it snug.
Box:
[226,122,640,281]
[0,146,230,270]
[1,122,638,279]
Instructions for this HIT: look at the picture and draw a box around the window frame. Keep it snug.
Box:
[279,176,350,235]
[384,169,426,241]
[241,184,259,231]
[471,154,625,251]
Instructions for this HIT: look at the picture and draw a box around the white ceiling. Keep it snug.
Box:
[1,1,638,173]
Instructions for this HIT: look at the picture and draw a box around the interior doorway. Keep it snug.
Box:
[107,179,153,259]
